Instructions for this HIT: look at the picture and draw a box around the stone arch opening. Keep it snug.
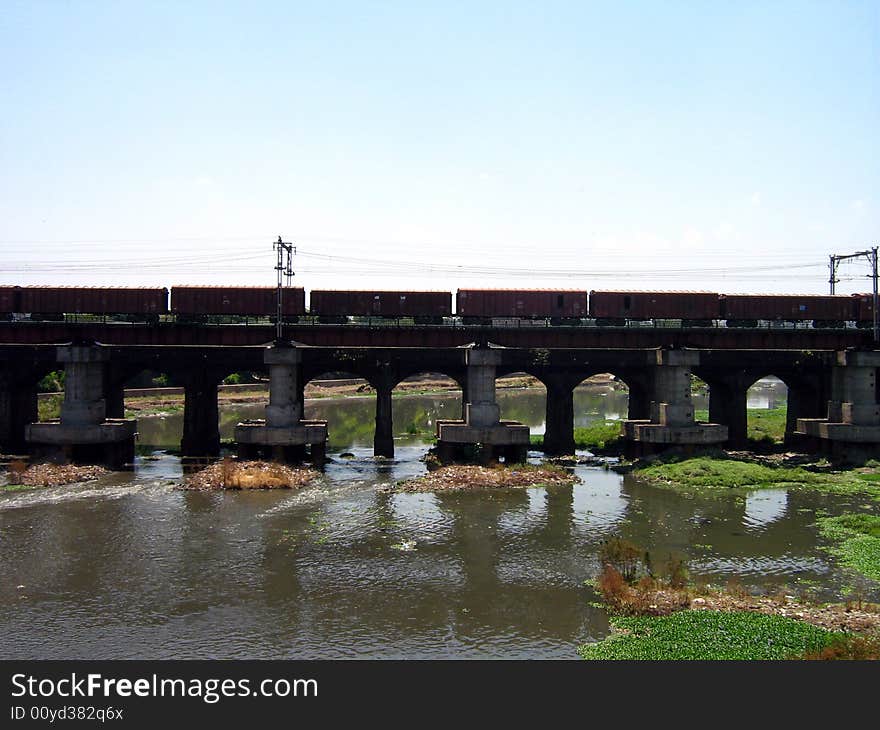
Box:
[303,370,376,453]
[744,374,790,447]
[690,373,710,421]
[493,370,546,436]
[391,371,464,447]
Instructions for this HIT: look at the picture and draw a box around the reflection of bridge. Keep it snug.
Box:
[0,320,878,465]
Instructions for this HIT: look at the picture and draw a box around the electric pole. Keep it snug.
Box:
[274,235,295,342]
[828,246,879,342]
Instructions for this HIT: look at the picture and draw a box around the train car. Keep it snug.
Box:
[721,294,854,327]
[309,290,452,322]
[17,286,168,321]
[589,291,720,325]
[171,286,304,318]
[852,293,876,327]
[456,289,588,323]
[0,286,19,317]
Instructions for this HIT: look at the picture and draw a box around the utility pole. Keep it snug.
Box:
[274,235,295,342]
[828,246,879,342]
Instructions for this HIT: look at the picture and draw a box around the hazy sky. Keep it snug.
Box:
[1,1,877,294]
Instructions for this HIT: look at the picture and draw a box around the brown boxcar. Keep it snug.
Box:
[721,294,854,323]
[589,291,720,320]
[171,286,304,316]
[456,289,588,318]
[18,287,168,314]
[0,286,19,314]
[309,290,452,317]
[852,293,875,324]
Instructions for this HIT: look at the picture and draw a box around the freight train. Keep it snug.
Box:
[0,285,875,328]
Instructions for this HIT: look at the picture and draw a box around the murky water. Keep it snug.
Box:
[1,380,877,659]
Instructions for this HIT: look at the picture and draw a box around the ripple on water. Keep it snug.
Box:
[689,554,832,577]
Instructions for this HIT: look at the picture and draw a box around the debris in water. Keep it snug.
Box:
[389,463,577,493]
[4,462,107,488]
[181,458,319,491]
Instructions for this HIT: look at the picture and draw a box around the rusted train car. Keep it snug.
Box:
[589,291,721,325]
[170,286,305,318]
[456,289,588,322]
[309,290,452,322]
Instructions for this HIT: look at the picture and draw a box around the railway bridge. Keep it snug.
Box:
[0,321,878,466]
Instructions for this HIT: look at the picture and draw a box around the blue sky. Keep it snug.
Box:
[1,1,877,293]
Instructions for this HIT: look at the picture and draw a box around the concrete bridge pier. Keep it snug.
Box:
[622,349,727,457]
[235,344,328,466]
[797,350,880,458]
[543,376,577,456]
[705,376,750,449]
[179,369,221,457]
[436,347,530,464]
[0,369,38,455]
[25,345,136,469]
[373,374,394,458]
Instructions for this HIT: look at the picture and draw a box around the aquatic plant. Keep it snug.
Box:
[579,611,843,660]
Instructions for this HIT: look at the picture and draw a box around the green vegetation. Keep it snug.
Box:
[637,457,825,489]
[818,513,880,582]
[578,610,843,660]
[635,456,880,500]
[37,370,65,393]
[747,407,788,444]
[222,373,242,385]
[531,420,622,452]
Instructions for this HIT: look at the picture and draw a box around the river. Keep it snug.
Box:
[0,380,874,659]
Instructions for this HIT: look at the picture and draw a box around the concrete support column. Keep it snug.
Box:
[374,379,394,458]
[265,346,303,427]
[827,351,880,426]
[622,350,727,454]
[796,352,880,454]
[59,346,108,426]
[181,371,220,457]
[787,381,827,440]
[435,348,530,463]
[648,349,698,427]
[625,376,650,420]
[25,346,137,469]
[708,380,748,448]
[104,368,126,420]
[465,348,501,427]
[0,371,38,453]
[234,345,328,465]
[543,377,575,455]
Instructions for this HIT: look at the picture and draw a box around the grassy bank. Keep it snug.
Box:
[633,455,880,500]
[579,610,844,660]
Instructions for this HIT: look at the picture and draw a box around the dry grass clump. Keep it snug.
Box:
[183,458,318,491]
[5,461,107,488]
[394,463,576,493]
